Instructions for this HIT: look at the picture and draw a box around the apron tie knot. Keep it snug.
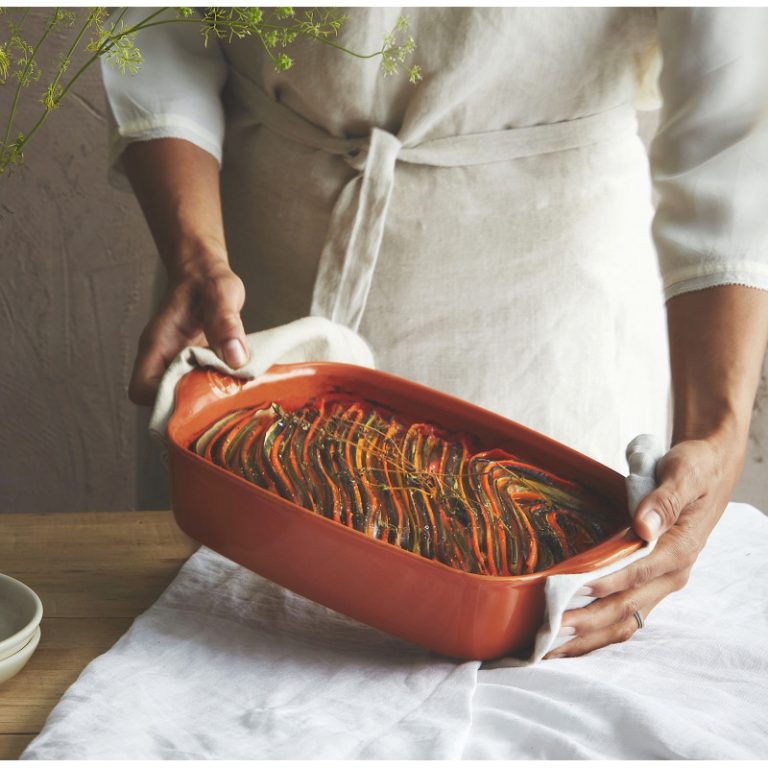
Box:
[227,68,636,333]
[316,127,403,330]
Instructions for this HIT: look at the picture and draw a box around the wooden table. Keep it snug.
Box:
[0,511,196,759]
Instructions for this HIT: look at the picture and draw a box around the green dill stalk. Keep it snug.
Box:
[137,9,422,81]
[29,7,108,149]
[0,7,422,178]
[56,8,164,96]
[42,8,109,110]
[1,7,60,164]
[1,7,166,173]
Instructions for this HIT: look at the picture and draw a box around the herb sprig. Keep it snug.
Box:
[0,7,422,178]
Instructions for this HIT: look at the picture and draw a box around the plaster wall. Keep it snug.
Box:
[1,11,766,513]
[1,11,157,512]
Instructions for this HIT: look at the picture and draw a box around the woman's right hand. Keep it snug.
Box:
[120,138,245,406]
[129,262,249,406]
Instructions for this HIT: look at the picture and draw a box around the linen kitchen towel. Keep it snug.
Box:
[22,322,666,758]
[21,545,481,759]
[463,501,768,759]
[24,501,767,760]
[148,315,376,442]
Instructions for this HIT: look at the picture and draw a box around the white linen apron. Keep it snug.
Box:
[216,7,670,473]
[100,8,768,504]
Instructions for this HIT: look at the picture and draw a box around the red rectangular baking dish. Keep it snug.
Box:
[167,362,640,661]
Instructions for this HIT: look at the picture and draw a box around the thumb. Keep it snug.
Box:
[200,271,249,369]
[632,446,702,542]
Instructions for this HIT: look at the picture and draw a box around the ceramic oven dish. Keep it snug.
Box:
[167,362,641,661]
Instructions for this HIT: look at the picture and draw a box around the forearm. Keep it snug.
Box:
[122,138,229,279]
[666,285,768,467]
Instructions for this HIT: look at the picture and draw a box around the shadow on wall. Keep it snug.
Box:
[0,16,766,512]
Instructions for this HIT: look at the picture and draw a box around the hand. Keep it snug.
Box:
[543,434,741,659]
[128,262,249,406]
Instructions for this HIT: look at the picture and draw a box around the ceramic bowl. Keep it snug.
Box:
[0,573,43,662]
[167,362,641,660]
[0,626,42,686]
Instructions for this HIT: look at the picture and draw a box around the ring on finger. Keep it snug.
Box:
[633,609,644,630]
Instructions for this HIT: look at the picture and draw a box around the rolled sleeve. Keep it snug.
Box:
[650,8,768,301]
[99,8,228,190]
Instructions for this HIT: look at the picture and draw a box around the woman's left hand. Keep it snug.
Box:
[543,434,742,659]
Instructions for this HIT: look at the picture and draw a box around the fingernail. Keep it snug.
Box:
[640,510,662,539]
[223,338,247,369]
[547,653,566,660]
[557,625,576,638]
[575,585,593,596]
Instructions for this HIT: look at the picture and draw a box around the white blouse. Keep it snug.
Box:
[99,8,768,473]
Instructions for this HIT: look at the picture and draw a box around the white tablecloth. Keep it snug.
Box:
[464,503,768,758]
[22,502,768,760]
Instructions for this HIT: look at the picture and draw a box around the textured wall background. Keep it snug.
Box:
[1,9,766,513]
[0,9,157,513]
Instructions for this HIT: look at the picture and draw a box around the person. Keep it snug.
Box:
[100,7,768,658]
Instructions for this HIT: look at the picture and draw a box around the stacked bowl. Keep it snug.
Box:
[0,574,43,685]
